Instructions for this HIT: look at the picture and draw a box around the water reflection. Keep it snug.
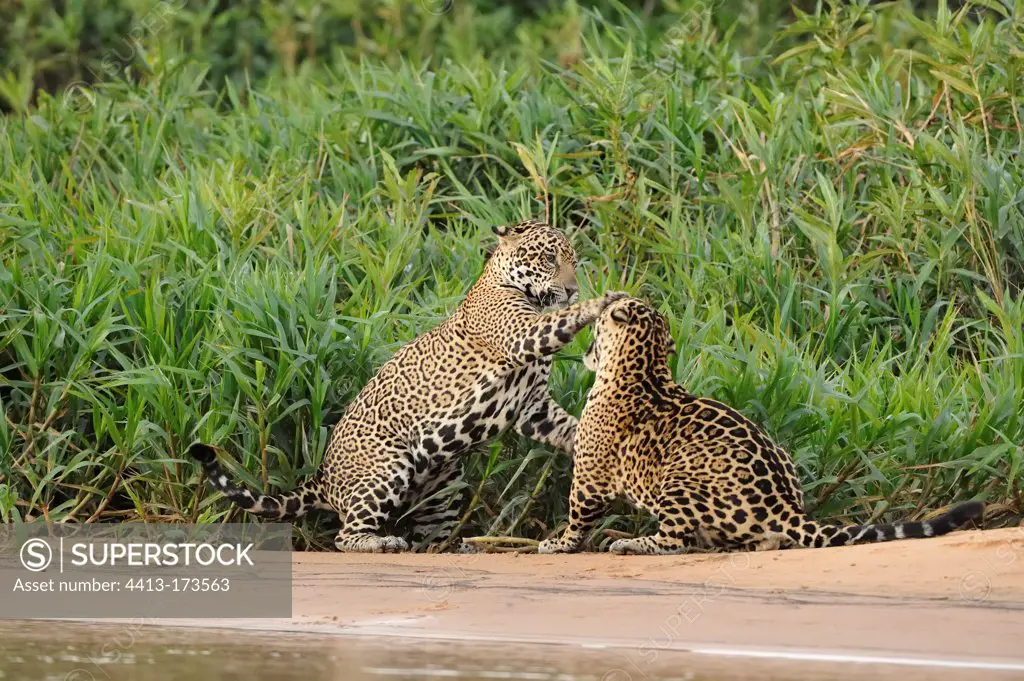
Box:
[1,622,341,681]
[0,621,1010,681]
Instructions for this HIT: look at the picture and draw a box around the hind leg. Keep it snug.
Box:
[408,460,466,552]
[747,532,797,551]
[608,516,705,555]
[333,455,413,553]
[608,490,707,555]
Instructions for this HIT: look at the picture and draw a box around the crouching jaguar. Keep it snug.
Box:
[539,297,984,555]
[192,219,625,553]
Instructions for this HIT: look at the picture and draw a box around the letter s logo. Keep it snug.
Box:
[20,538,53,572]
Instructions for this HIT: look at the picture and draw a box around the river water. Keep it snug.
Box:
[0,621,1011,681]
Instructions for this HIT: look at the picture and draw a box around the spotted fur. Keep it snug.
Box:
[538,297,985,555]
[191,220,626,553]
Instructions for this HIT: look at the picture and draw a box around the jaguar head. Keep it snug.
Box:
[584,297,676,373]
[488,220,579,309]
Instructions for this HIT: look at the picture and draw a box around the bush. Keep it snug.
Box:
[1,0,1021,546]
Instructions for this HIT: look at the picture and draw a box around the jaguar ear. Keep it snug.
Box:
[493,220,544,238]
[610,306,634,325]
[657,311,670,331]
[656,312,676,356]
[493,220,545,242]
[510,219,545,234]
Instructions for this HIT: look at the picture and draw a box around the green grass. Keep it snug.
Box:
[1,0,1022,549]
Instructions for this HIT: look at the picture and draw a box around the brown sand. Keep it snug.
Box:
[56,527,1024,679]
[282,527,1024,673]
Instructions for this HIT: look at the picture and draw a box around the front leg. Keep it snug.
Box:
[515,393,578,455]
[505,291,627,364]
[537,472,612,554]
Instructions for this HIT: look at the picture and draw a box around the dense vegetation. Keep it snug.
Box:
[1,0,1022,549]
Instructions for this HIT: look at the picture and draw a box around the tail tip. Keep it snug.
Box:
[189,443,217,465]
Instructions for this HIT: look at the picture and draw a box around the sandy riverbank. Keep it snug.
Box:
[284,527,1024,660]
[40,526,1024,680]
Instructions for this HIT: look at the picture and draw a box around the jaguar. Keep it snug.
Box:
[192,219,626,553]
[538,297,984,555]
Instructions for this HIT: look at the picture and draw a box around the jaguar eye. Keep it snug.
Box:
[547,253,558,266]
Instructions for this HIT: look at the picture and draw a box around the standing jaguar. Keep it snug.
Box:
[539,297,984,555]
[191,219,626,553]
